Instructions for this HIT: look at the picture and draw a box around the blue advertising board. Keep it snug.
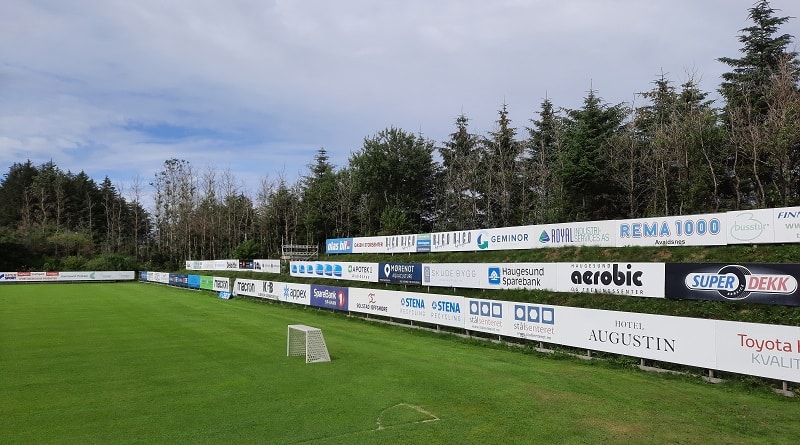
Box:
[379,263,423,285]
[326,238,353,254]
[187,274,201,289]
[139,271,148,281]
[310,284,349,311]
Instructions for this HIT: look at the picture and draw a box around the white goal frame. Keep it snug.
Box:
[286,324,331,363]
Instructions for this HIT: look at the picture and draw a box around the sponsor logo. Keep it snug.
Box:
[729,212,769,241]
[477,231,489,249]
[514,305,554,324]
[386,235,416,251]
[430,299,462,322]
[684,265,798,300]
[235,280,253,293]
[488,267,501,285]
[469,300,502,318]
[315,264,324,275]
[226,261,238,269]
[327,238,351,252]
[283,285,308,301]
[291,264,298,273]
[432,231,473,249]
[355,292,388,312]
[400,296,426,316]
[569,263,646,295]
[513,305,555,340]
[619,218,721,245]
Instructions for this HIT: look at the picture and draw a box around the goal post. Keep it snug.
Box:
[286,324,331,363]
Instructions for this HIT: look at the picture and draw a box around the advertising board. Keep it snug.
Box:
[535,220,616,248]
[310,284,349,311]
[665,263,800,306]
[326,238,353,254]
[212,276,230,292]
[726,209,775,244]
[349,288,465,328]
[280,282,311,305]
[556,262,666,297]
[715,320,800,382]
[351,236,386,254]
[290,261,379,283]
[378,263,423,285]
[773,207,800,243]
[254,259,281,274]
[616,213,727,247]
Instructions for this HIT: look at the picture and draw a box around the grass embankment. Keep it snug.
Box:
[2,282,799,444]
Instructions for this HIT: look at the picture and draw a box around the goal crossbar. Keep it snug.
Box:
[286,324,331,363]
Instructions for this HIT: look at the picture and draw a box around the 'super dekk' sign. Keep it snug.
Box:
[665,263,800,306]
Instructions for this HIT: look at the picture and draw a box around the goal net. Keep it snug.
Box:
[286,324,331,363]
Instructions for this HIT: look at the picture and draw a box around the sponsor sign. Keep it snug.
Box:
[349,287,398,317]
[213,277,230,292]
[385,234,417,253]
[253,259,281,274]
[233,278,258,296]
[289,261,379,283]
[218,291,232,300]
[715,320,800,382]
[466,298,506,334]
[726,209,775,244]
[187,275,201,289]
[326,238,353,254]
[665,263,800,306]
[379,263,423,285]
[238,259,255,270]
[616,213,726,247]
[351,236,386,254]
[474,227,537,251]
[536,221,615,248]
[509,303,558,342]
[281,282,311,305]
[199,275,214,290]
[416,233,431,253]
[310,284,349,311]
[486,263,557,290]
[557,263,666,297]
[139,271,148,282]
[169,273,188,287]
[423,263,487,288]
[214,259,239,271]
[554,306,717,367]
[773,207,800,243]
[430,230,478,253]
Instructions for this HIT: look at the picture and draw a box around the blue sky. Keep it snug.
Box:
[1,0,799,208]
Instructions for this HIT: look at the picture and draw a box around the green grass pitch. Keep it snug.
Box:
[2,282,800,444]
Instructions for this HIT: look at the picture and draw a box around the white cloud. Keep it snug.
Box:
[1,0,798,210]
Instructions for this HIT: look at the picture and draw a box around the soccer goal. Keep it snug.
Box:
[286,324,331,363]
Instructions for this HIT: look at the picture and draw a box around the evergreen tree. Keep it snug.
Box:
[300,147,337,246]
[718,0,800,117]
[349,127,437,235]
[437,114,482,230]
[559,89,627,220]
[481,103,523,228]
[525,98,565,223]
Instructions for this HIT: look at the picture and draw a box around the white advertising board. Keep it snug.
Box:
[429,230,479,253]
[214,259,239,271]
[556,262,666,298]
[384,234,418,254]
[772,207,800,243]
[253,259,281,274]
[726,209,775,244]
[289,261,379,283]
[279,282,311,306]
[352,236,388,254]
[535,220,616,248]
[349,288,466,328]
[474,226,539,251]
[554,306,718,368]
[715,320,800,383]
[616,213,727,247]
[212,276,231,292]
[422,263,557,291]
[0,271,135,282]
[231,278,284,298]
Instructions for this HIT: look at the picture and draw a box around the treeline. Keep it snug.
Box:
[0,1,798,270]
